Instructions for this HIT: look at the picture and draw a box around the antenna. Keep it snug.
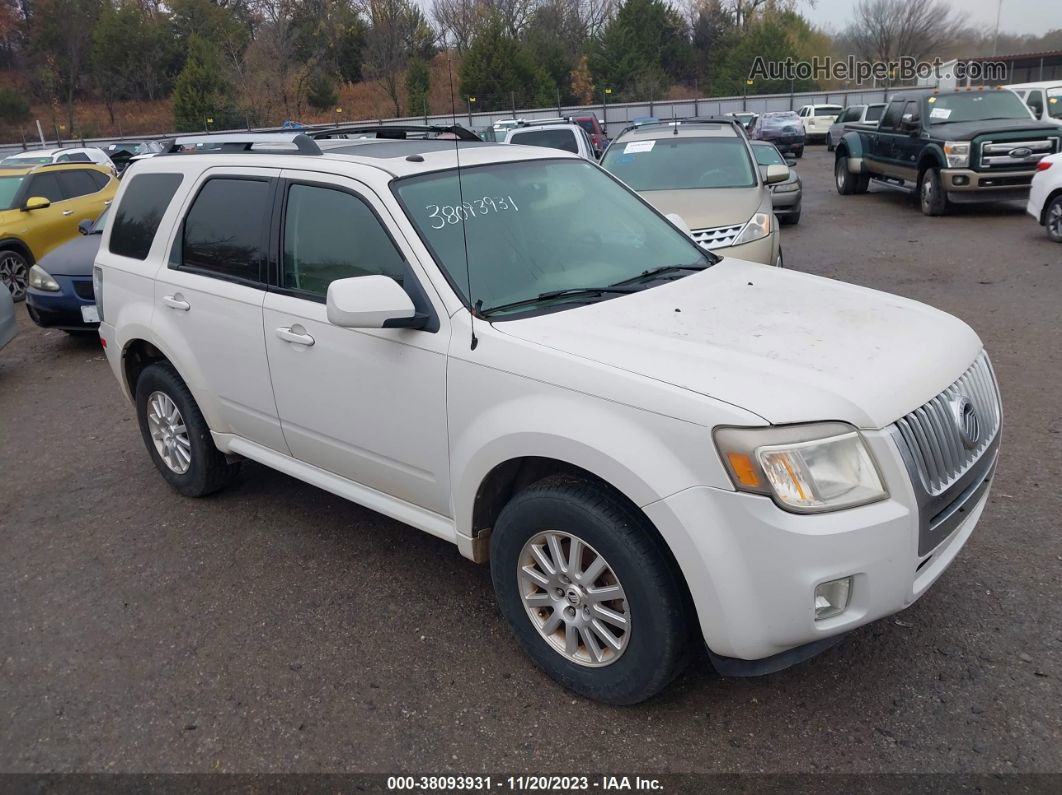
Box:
[446,38,478,351]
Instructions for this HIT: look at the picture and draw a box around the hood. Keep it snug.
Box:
[495,259,982,429]
[639,187,764,231]
[37,232,101,276]
[930,118,1060,140]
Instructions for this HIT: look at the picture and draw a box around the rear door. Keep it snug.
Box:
[868,99,906,176]
[152,168,287,452]
[56,168,112,227]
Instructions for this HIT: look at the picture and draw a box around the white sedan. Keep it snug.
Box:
[1027,152,1062,242]
[0,146,116,174]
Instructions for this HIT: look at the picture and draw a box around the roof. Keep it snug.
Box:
[0,161,112,176]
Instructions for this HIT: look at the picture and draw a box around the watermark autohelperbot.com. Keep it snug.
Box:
[749,56,1007,85]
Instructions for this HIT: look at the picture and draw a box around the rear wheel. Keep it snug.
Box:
[919,167,948,216]
[490,480,691,705]
[835,155,868,195]
[1045,195,1062,242]
[135,362,240,497]
[794,147,804,159]
[0,249,29,302]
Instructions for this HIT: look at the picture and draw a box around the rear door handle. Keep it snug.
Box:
[275,326,315,346]
[62,209,73,216]
[161,294,190,311]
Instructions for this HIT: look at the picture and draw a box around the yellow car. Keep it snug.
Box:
[0,162,118,301]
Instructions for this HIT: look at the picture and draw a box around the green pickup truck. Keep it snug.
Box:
[834,88,1062,215]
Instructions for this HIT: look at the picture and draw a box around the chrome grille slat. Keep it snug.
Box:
[892,352,1000,495]
[979,138,1058,168]
[691,224,743,250]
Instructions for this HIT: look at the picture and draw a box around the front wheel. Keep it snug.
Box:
[1045,195,1062,242]
[490,480,691,705]
[135,362,240,497]
[919,167,949,216]
[794,147,804,159]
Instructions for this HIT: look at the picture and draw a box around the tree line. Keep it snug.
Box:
[0,0,1059,137]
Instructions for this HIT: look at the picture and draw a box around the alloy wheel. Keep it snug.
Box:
[1048,202,1062,241]
[517,530,631,667]
[835,160,846,191]
[0,251,28,301]
[146,391,192,474]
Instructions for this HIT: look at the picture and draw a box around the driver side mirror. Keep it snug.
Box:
[22,196,50,211]
[901,118,920,133]
[326,274,426,330]
[765,164,789,184]
[78,219,93,235]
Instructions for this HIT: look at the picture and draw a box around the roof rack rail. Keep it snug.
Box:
[615,116,741,137]
[167,133,323,155]
[307,124,481,142]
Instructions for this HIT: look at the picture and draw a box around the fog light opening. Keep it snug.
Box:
[814,577,852,620]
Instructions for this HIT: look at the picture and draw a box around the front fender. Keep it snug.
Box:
[918,144,946,172]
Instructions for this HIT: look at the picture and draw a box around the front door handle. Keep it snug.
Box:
[62,209,73,216]
[161,294,190,311]
[276,325,315,347]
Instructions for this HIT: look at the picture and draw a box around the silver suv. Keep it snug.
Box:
[600,119,787,267]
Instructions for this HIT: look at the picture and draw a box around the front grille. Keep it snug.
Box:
[979,138,1057,168]
[691,224,743,250]
[893,352,1000,496]
[71,278,95,301]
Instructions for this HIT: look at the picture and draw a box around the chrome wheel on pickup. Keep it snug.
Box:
[919,167,948,216]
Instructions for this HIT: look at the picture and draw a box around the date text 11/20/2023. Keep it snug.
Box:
[386,775,664,791]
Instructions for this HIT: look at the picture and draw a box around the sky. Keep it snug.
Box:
[805,0,1062,39]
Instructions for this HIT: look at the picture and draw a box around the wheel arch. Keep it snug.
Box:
[1041,187,1062,224]
[0,237,34,264]
[917,146,946,179]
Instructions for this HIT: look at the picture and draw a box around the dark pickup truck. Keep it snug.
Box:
[834,88,1061,215]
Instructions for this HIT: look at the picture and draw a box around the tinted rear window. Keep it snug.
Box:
[865,104,885,122]
[181,178,271,283]
[109,173,183,260]
[814,106,843,116]
[57,170,100,199]
[510,129,579,154]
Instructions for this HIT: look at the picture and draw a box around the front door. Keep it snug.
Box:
[263,172,452,516]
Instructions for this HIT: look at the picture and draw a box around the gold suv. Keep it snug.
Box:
[0,162,118,300]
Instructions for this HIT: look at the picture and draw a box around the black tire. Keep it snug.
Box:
[826,140,835,152]
[134,362,240,497]
[1047,195,1062,242]
[490,479,691,705]
[0,248,30,302]
[780,211,800,226]
[794,147,804,159]
[919,167,948,216]
[835,155,868,195]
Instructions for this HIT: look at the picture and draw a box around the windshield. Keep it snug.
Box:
[1049,89,1062,119]
[1,155,51,166]
[0,175,24,209]
[865,104,885,122]
[393,159,711,318]
[751,144,786,166]
[815,106,842,116]
[601,136,756,190]
[927,91,1032,123]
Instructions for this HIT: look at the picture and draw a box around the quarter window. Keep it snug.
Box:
[110,173,183,260]
[282,183,405,298]
[181,178,271,283]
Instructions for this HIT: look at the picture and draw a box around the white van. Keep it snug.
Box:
[1007,81,1062,127]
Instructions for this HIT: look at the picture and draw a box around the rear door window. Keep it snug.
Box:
[109,173,184,260]
[879,100,905,129]
[57,169,101,199]
[180,177,271,284]
[865,104,885,122]
[510,129,579,154]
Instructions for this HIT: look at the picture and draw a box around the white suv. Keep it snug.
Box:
[798,104,843,142]
[96,130,1001,704]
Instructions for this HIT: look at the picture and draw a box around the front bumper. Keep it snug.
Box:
[25,276,98,331]
[941,167,1037,200]
[770,188,801,212]
[643,428,996,664]
[712,231,780,267]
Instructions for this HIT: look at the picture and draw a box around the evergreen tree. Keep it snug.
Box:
[591,0,693,100]
[459,16,556,112]
[405,57,431,117]
[172,35,236,131]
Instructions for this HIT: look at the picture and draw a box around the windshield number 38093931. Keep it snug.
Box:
[426,196,520,228]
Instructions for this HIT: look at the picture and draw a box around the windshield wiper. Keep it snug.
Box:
[612,263,711,286]
[478,286,639,318]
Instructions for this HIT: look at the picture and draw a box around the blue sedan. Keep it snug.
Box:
[25,210,104,334]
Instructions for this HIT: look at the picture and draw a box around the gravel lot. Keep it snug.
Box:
[1,147,1060,776]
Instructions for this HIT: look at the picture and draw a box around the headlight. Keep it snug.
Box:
[772,182,799,193]
[943,141,970,168]
[28,264,60,291]
[732,212,771,246]
[714,422,887,513]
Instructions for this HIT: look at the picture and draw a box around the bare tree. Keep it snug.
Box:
[845,0,964,63]
[364,0,436,117]
[431,0,480,52]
